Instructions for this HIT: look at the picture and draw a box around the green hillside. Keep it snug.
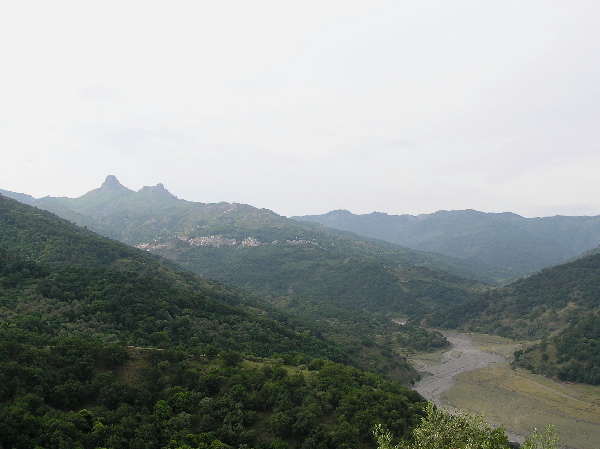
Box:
[0,194,351,361]
[1,193,437,448]
[1,177,486,375]
[0,190,560,448]
[424,250,600,385]
[295,209,600,283]
[2,177,487,318]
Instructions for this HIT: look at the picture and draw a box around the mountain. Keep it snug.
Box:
[293,209,600,283]
[0,193,344,360]
[2,177,489,318]
[293,208,600,387]
[0,184,569,446]
[3,177,481,377]
[0,193,434,448]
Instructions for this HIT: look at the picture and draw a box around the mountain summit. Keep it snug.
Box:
[88,175,179,202]
[138,182,179,200]
[99,175,132,193]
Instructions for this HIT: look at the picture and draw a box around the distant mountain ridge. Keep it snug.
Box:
[7,177,600,391]
[0,176,488,315]
[294,209,600,282]
[2,176,473,378]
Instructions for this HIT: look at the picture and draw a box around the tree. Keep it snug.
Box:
[374,404,560,449]
[221,351,243,367]
[374,403,511,449]
[521,425,559,449]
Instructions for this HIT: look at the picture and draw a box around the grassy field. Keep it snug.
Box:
[437,334,600,449]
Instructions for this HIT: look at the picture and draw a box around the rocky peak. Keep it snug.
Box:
[138,183,179,201]
[100,175,132,193]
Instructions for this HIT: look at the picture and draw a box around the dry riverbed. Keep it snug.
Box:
[412,331,507,405]
[409,330,600,449]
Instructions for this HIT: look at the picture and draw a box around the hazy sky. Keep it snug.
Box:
[1,1,599,218]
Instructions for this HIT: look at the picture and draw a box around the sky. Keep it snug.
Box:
[1,1,600,218]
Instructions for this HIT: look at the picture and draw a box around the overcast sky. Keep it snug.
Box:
[1,1,599,218]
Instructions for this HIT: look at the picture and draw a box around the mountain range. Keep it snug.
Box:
[294,209,600,283]
[5,176,600,387]
[2,177,470,377]
[1,176,488,314]
[3,175,600,447]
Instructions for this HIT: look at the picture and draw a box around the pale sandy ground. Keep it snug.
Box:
[413,331,505,405]
[409,330,600,449]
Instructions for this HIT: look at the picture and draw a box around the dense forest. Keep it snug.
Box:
[0,320,427,448]
[425,251,600,338]
[1,180,478,376]
[0,194,440,448]
[512,312,600,385]
[0,184,583,447]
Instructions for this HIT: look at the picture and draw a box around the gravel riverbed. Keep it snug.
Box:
[413,330,506,405]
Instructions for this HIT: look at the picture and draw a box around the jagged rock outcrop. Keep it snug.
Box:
[99,175,132,193]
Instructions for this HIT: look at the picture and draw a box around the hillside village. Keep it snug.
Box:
[136,235,318,251]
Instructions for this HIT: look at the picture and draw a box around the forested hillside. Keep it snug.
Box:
[295,209,600,283]
[1,193,436,448]
[2,176,493,284]
[1,177,485,373]
[0,191,565,447]
[424,250,600,385]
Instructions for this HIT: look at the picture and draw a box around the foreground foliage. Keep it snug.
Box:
[374,404,559,449]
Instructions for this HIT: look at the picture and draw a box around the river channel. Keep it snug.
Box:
[410,330,600,448]
[412,330,506,405]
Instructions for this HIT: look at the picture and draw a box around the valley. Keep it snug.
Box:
[4,177,600,448]
[411,331,600,449]
[411,331,508,405]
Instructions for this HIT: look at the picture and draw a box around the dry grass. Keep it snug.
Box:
[467,333,521,357]
[437,334,600,449]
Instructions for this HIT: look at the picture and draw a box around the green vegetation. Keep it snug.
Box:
[169,242,480,317]
[0,194,433,448]
[0,184,574,446]
[424,251,600,385]
[1,179,482,379]
[513,312,600,385]
[132,240,475,378]
[426,251,600,341]
[374,404,512,449]
[1,262,344,361]
[374,404,559,449]
[296,209,600,283]
[394,325,449,353]
[0,323,428,448]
